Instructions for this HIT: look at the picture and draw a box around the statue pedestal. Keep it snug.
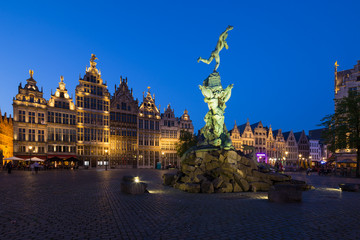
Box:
[168,147,292,193]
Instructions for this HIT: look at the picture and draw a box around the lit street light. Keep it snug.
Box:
[161,152,165,170]
[29,146,33,167]
[105,149,108,171]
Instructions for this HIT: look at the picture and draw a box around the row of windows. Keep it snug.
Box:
[84,76,100,84]
[111,141,136,151]
[164,120,175,127]
[77,112,109,126]
[116,102,132,111]
[48,128,76,142]
[77,128,109,143]
[110,112,137,123]
[77,145,109,156]
[161,130,178,138]
[47,145,76,153]
[76,96,109,111]
[48,112,76,125]
[255,138,266,145]
[138,150,160,167]
[139,119,160,130]
[18,111,45,124]
[110,128,137,137]
[161,142,176,150]
[18,128,44,142]
[255,132,266,135]
[54,100,70,109]
[83,83,104,96]
[17,146,45,153]
[138,134,160,146]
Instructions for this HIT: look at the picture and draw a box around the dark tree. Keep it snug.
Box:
[176,130,198,158]
[320,91,360,177]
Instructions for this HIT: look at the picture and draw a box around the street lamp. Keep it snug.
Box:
[161,152,165,170]
[104,149,108,171]
[29,146,33,167]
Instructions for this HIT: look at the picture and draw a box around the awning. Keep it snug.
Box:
[4,156,24,161]
[65,157,79,162]
[337,159,356,163]
[25,157,45,162]
[46,156,62,162]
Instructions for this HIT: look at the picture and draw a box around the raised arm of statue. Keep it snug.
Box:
[222,84,234,103]
[197,26,233,72]
[199,85,214,99]
[218,25,234,41]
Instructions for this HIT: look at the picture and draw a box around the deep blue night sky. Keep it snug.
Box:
[1,0,360,133]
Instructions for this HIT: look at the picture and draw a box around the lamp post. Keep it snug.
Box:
[309,156,312,168]
[29,146,33,168]
[105,149,108,171]
[161,152,165,170]
[298,154,302,169]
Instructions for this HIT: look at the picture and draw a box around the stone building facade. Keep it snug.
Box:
[10,55,194,168]
[75,55,110,168]
[0,111,13,165]
[159,106,194,168]
[110,77,138,168]
[335,60,360,100]
[251,122,267,162]
[160,104,180,168]
[309,139,322,166]
[294,130,310,165]
[271,129,286,165]
[137,87,161,168]
[283,130,298,166]
[333,60,360,162]
[47,76,77,160]
[13,70,47,160]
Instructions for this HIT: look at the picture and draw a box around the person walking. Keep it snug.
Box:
[6,161,12,174]
[34,162,39,174]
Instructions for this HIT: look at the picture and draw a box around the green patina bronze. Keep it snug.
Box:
[197,26,234,149]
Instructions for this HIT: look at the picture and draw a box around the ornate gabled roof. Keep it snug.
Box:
[272,129,283,139]
[231,120,240,134]
[139,87,160,117]
[294,130,308,143]
[112,76,137,104]
[0,110,13,125]
[15,70,46,105]
[267,124,273,139]
[235,119,253,135]
[282,130,296,142]
[180,109,190,121]
[23,70,39,92]
[48,76,75,110]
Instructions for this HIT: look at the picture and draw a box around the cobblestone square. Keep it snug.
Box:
[1,169,360,240]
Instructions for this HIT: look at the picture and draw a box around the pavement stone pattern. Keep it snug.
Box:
[1,169,360,240]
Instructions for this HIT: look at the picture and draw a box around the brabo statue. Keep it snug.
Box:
[198,26,234,149]
[197,25,233,72]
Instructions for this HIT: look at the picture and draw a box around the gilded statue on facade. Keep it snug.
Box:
[197,25,233,72]
[90,54,98,68]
